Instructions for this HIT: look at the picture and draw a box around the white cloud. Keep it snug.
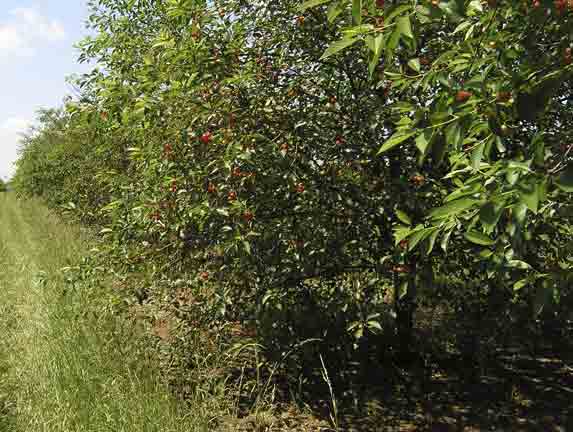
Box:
[0,117,32,180]
[1,117,32,132]
[0,7,66,58]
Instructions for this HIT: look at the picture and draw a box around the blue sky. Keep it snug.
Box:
[0,0,92,180]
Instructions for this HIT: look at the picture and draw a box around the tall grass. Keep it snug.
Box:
[0,194,214,432]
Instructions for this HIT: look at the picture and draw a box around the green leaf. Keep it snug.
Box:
[300,0,332,11]
[426,228,440,255]
[556,163,573,192]
[440,227,454,253]
[394,225,413,244]
[396,209,412,226]
[471,142,485,169]
[398,281,408,299]
[429,198,479,220]
[407,58,420,73]
[377,131,416,154]
[415,130,432,156]
[479,249,494,259]
[519,180,539,213]
[320,37,359,60]
[408,227,438,252]
[327,1,345,22]
[512,202,527,226]
[445,122,462,150]
[532,132,545,167]
[386,4,411,23]
[367,34,384,78]
[506,260,532,270]
[479,201,503,233]
[513,278,528,291]
[352,0,362,25]
[464,230,495,246]
[396,16,413,39]
[367,320,383,332]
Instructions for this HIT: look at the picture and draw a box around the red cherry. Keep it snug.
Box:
[564,47,572,64]
[296,183,305,193]
[335,135,345,146]
[392,265,411,274]
[200,131,212,144]
[207,183,217,193]
[496,91,511,102]
[243,211,254,222]
[399,239,409,250]
[376,0,384,7]
[232,167,242,177]
[455,90,472,103]
[228,191,237,201]
[410,175,425,186]
[200,271,209,281]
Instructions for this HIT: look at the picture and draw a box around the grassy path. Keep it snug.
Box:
[0,194,208,432]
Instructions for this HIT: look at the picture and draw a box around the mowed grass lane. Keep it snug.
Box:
[0,194,210,432]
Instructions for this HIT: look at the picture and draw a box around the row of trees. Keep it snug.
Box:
[13,0,573,402]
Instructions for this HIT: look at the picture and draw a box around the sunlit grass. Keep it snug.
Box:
[0,194,212,432]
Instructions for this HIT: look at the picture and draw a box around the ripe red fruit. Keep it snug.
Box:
[392,265,411,274]
[419,57,430,66]
[280,143,289,152]
[207,183,217,193]
[496,91,511,102]
[296,183,305,193]
[200,131,212,144]
[163,143,173,158]
[564,47,572,64]
[228,191,237,201]
[200,271,209,281]
[399,239,409,250]
[455,90,472,103]
[555,0,566,14]
[290,239,304,249]
[376,0,384,7]
[232,167,242,177]
[410,175,425,186]
[243,211,254,222]
[335,135,345,146]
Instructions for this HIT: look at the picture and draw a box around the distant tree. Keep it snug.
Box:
[0,178,7,192]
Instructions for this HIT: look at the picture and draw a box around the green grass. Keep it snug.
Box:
[0,194,213,432]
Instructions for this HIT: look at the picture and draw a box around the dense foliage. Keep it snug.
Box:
[13,0,573,412]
